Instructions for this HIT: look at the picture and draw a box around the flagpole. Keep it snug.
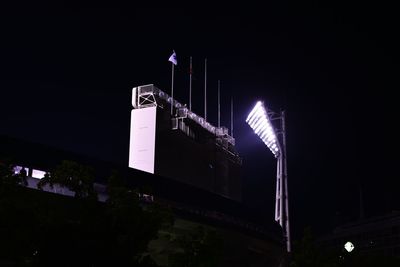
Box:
[231,96,234,137]
[171,62,174,116]
[189,56,192,111]
[204,58,207,121]
[218,80,221,128]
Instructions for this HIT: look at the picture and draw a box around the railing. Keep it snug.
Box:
[137,84,237,147]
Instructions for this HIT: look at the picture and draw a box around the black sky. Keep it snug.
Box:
[0,5,398,241]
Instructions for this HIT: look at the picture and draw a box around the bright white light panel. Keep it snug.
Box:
[246,101,280,157]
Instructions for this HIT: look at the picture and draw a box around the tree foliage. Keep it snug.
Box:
[0,159,27,190]
[167,225,223,267]
[290,227,327,267]
[0,161,169,266]
[1,160,226,267]
[37,160,97,200]
[104,170,166,265]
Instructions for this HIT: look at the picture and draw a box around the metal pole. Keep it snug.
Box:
[171,63,174,116]
[189,56,192,110]
[279,154,284,228]
[282,110,291,253]
[204,58,207,121]
[230,96,233,137]
[275,157,281,222]
[218,80,221,128]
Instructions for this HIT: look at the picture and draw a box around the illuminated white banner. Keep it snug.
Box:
[129,106,157,174]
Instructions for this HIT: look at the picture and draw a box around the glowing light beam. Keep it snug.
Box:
[246,101,280,157]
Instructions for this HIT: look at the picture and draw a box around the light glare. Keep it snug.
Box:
[344,242,354,252]
[246,101,280,157]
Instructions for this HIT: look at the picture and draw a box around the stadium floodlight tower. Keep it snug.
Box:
[246,101,291,253]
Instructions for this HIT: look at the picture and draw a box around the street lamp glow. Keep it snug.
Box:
[344,241,354,252]
[246,101,280,157]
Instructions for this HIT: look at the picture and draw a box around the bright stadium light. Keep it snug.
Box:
[246,101,291,253]
[246,101,281,157]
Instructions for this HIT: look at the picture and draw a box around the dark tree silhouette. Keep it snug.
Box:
[37,160,97,200]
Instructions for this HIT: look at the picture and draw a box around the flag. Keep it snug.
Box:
[168,50,177,65]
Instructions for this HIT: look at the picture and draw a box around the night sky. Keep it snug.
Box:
[1,5,398,241]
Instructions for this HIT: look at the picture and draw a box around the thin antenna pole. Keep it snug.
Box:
[189,56,193,110]
[204,58,207,121]
[230,96,233,137]
[282,110,291,253]
[218,80,221,128]
[171,63,174,116]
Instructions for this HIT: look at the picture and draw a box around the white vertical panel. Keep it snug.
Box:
[132,87,138,108]
[129,106,157,174]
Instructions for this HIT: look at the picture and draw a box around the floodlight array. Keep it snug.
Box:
[246,101,280,157]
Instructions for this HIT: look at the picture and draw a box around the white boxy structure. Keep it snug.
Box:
[128,84,242,202]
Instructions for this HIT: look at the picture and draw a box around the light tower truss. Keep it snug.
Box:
[246,102,291,253]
